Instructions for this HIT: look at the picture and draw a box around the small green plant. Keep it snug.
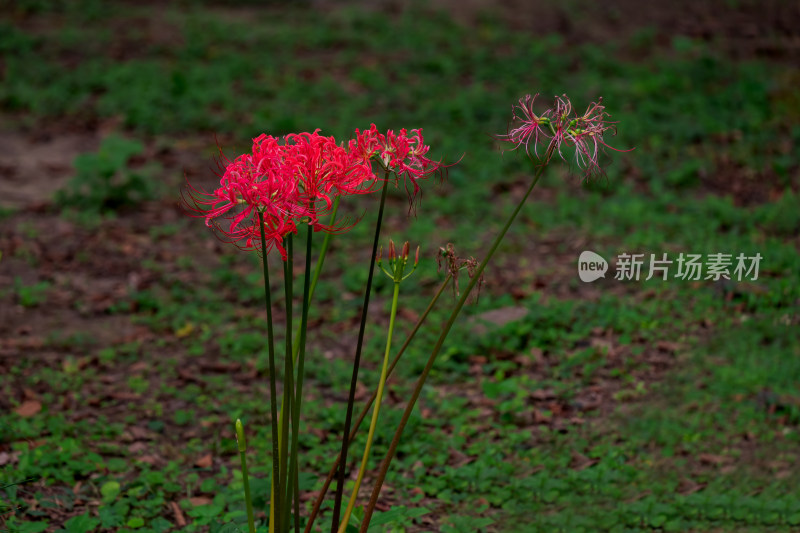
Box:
[55,134,160,213]
[13,277,51,308]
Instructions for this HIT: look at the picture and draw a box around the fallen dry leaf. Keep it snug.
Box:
[570,452,600,471]
[0,451,20,466]
[127,442,148,454]
[109,391,141,401]
[171,501,187,527]
[199,361,240,372]
[656,341,682,353]
[195,454,213,468]
[126,426,152,440]
[178,368,201,383]
[189,496,213,506]
[699,453,732,466]
[374,501,391,512]
[399,307,420,323]
[129,361,148,373]
[14,400,41,417]
[468,354,488,365]
[677,478,706,495]
[447,448,475,468]
[530,388,556,401]
[533,409,551,424]
[354,380,368,401]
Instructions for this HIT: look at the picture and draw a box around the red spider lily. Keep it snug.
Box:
[501,93,631,177]
[183,136,305,259]
[285,130,378,233]
[183,130,380,259]
[348,124,383,164]
[349,124,446,210]
[501,93,552,158]
[561,97,632,177]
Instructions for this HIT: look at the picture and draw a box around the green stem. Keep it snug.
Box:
[280,234,295,533]
[338,279,402,533]
[280,364,295,533]
[303,273,452,533]
[309,196,339,301]
[258,211,282,533]
[284,233,294,392]
[285,459,299,533]
[331,175,389,533]
[272,200,340,532]
[235,420,256,533]
[289,224,314,533]
[359,158,553,532]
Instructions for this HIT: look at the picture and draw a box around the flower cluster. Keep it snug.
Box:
[349,124,444,211]
[184,127,444,259]
[184,131,375,258]
[502,93,630,177]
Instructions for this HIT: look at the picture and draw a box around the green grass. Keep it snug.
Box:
[1,1,798,532]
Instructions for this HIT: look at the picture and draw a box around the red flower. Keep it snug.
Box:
[349,124,445,210]
[285,130,377,232]
[502,93,631,177]
[183,130,380,259]
[183,135,303,258]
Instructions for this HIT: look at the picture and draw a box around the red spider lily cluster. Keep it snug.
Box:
[184,126,442,259]
[502,93,630,177]
[349,124,443,210]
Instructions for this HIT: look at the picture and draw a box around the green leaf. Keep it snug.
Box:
[100,480,121,502]
[64,512,100,533]
[98,505,125,529]
[214,524,244,533]
[126,517,145,528]
[369,506,430,527]
[16,522,49,533]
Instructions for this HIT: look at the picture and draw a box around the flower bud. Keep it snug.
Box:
[235,419,247,453]
[389,240,396,261]
[415,246,420,266]
[402,241,410,260]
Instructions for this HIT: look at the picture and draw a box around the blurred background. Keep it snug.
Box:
[1,1,799,531]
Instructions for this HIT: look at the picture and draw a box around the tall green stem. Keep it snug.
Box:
[331,175,389,532]
[258,211,282,533]
[271,199,339,532]
[289,224,314,533]
[338,278,402,533]
[235,419,256,533]
[309,197,339,300]
[280,234,295,532]
[303,274,452,533]
[359,158,553,532]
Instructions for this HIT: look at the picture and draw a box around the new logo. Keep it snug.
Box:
[578,251,608,282]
